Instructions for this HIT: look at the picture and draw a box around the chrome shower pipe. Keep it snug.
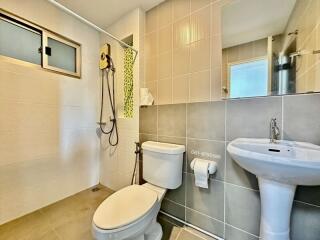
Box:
[47,0,138,61]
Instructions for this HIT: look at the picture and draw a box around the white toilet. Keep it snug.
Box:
[92,141,185,240]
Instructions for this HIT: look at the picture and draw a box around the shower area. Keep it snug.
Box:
[0,0,143,226]
[98,9,143,191]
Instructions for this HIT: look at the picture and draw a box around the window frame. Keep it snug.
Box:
[42,31,81,78]
[227,56,268,98]
[0,8,81,78]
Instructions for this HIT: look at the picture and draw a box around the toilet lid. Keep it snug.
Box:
[93,185,158,230]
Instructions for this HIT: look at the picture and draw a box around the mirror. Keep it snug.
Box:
[221,0,320,99]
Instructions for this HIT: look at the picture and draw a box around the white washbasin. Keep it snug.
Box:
[227,138,320,240]
[227,138,320,185]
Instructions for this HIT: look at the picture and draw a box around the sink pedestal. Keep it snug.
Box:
[259,178,296,240]
[228,138,320,240]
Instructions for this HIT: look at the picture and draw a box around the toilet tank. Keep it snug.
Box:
[141,141,185,189]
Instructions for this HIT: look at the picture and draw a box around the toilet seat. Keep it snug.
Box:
[93,185,158,230]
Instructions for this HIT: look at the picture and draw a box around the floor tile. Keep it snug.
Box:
[0,184,214,240]
[0,185,111,240]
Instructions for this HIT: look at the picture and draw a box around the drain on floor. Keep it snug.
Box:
[91,187,100,192]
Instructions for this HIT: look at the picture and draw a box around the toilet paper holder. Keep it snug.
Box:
[190,158,217,175]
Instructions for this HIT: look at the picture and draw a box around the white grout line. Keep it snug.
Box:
[224,223,260,238]
[187,0,192,105]
[171,1,174,105]
[163,210,261,240]
[281,96,284,140]
[157,105,159,141]
[184,227,217,240]
[140,134,227,143]
[175,228,183,240]
[52,229,63,240]
[223,101,227,238]
[185,206,225,225]
[225,181,260,192]
[189,1,213,16]
[160,211,224,240]
[209,1,213,102]
[185,73,189,221]
[164,197,186,208]
[294,200,320,209]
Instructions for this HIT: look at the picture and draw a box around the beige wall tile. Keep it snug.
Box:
[189,70,210,102]
[305,30,317,68]
[222,51,228,92]
[316,25,320,53]
[145,0,224,105]
[158,0,173,27]
[226,46,239,63]
[191,0,211,12]
[253,38,268,58]
[173,74,190,103]
[212,35,222,68]
[173,0,190,21]
[173,45,190,76]
[211,1,222,36]
[190,38,210,72]
[315,64,320,91]
[159,51,172,80]
[211,67,222,101]
[305,0,318,39]
[190,5,211,43]
[238,42,254,61]
[145,56,158,82]
[159,25,173,53]
[145,31,158,58]
[296,73,306,93]
[0,70,60,106]
[173,16,190,49]
[146,7,158,33]
[158,78,173,104]
[306,65,316,92]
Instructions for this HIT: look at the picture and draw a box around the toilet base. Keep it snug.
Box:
[126,220,162,240]
[145,220,162,240]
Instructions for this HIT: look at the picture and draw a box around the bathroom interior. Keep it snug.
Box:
[0,0,320,239]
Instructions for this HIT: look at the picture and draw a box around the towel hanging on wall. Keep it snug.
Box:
[124,48,134,118]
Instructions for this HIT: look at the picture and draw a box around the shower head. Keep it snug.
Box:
[99,43,111,70]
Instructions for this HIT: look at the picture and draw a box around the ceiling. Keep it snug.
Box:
[222,0,297,48]
[55,0,164,29]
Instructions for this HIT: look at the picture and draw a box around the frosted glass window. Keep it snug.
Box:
[47,37,76,73]
[230,59,268,98]
[0,12,81,78]
[0,18,41,64]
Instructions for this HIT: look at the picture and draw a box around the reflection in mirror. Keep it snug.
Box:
[222,0,320,99]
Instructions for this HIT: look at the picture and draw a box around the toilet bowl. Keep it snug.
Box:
[92,141,185,240]
[92,184,166,240]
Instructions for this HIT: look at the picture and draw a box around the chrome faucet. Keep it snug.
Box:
[270,118,280,143]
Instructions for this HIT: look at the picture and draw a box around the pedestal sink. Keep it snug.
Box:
[227,138,320,240]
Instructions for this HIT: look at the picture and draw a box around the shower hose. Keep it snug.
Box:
[99,56,139,184]
[99,57,119,146]
[131,142,141,185]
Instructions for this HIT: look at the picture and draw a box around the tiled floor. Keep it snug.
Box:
[159,214,217,240]
[0,185,215,240]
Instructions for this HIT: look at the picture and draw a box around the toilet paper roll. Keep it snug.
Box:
[193,159,209,189]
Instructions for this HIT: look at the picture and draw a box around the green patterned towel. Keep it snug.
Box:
[124,48,134,118]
